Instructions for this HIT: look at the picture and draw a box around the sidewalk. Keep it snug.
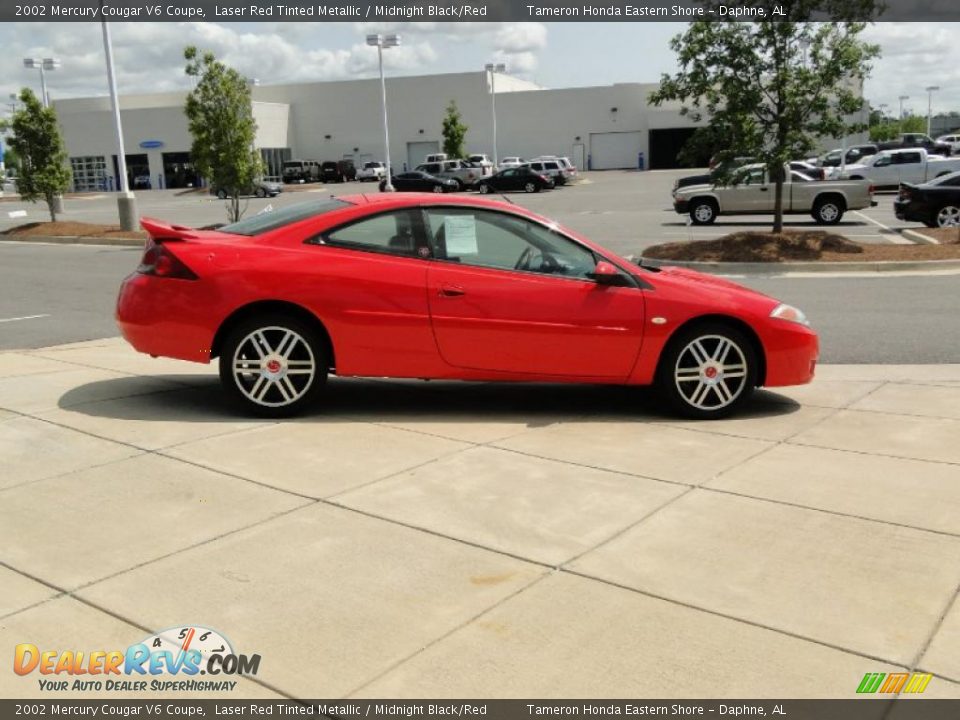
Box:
[1,338,959,699]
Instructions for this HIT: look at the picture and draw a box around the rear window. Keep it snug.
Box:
[219,199,351,236]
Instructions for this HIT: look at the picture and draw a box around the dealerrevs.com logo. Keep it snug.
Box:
[13,625,261,692]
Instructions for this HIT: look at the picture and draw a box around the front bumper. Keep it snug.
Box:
[674,199,689,214]
[758,320,819,388]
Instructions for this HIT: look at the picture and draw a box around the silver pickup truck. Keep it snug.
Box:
[673,164,876,225]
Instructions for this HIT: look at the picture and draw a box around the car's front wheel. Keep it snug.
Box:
[936,205,960,227]
[524,181,539,193]
[655,323,757,419]
[478,183,491,194]
[432,184,445,193]
[219,315,327,418]
[689,199,717,225]
[255,187,266,198]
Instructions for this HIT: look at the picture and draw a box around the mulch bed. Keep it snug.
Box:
[644,230,960,263]
[1,221,146,240]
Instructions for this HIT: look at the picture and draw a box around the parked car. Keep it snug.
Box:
[118,195,818,419]
[282,159,320,184]
[477,166,554,194]
[415,159,483,190]
[534,156,579,181]
[524,159,570,185]
[893,170,960,228]
[133,175,152,190]
[810,145,878,168]
[357,161,386,182]
[320,160,356,183]
[935,133,960,156]
[877,133,952,157]
[466,154,495,176]
[832,148,960,187]
[498,157,525,170]
[788,161,826,180]
[210,178,282,199]
[673,164,876,225]
[672,156,755,197]
[380,171,457,193]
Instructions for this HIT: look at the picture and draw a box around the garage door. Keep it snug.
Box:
[590,132,643,170]
[407,141,440,171]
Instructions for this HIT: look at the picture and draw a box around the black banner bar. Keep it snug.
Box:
[4,0,960,22]
[2,700,960,719]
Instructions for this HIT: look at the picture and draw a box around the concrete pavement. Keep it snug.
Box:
[1,338,959,699]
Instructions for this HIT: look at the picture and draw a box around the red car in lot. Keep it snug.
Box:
[117,194,818,419]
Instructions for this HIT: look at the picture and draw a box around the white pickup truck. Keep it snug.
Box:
[673,164,876,225]
[831,148,960,187]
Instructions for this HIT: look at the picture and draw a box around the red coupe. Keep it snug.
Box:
[117,194,818,419]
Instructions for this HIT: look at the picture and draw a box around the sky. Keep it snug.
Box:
[1,21,959,123]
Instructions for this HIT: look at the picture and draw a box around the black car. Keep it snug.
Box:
[380,172,457,193]
[878,134,952,157]
[893,170,960,228]
[477,167,554,194]
[320,160,356,183]
[674,157,754,194]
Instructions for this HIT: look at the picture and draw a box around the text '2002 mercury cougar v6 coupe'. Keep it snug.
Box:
[116,195,818,419]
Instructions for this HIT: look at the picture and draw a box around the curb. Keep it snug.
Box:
[0,235,144,247]
[634,257,960,275]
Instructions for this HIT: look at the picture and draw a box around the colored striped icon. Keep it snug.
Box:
[857,672,932,694]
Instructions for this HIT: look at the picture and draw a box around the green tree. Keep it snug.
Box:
[441,101,468,159]
[3,144,21,175]
[183,46,261,223]
[2,89,71,221]
[899,115,926,134]
[650,1,881,232]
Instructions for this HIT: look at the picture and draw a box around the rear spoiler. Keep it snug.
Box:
[140,217,199,241]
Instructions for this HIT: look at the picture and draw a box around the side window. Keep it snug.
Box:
[743,169,765,185]
[423,208,598,280]
[900,152,922,164]
[317,210,422,257]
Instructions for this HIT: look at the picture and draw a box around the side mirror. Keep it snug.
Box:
[588,260,629,287]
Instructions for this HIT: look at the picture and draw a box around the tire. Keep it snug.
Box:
[255,187,266,198]
[813,197,844,225]
[524,181,539,193]
[453,179,465,191]
[216,189,227,200]
[936,205,960,228]
[689,199,717,225]
[432,184,444,193]
[479,183,491,194]
[379,181,387,192]
[219,314,327,418]
[655,322,757,420]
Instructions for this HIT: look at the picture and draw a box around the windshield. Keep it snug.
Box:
[219,199,351,236]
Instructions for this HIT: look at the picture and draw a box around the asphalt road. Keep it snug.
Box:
[1,241,957,364]
[0,169,918,258]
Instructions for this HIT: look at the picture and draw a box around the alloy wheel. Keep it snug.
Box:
[231,326,317,408]
[818,203,840,223]
[673,335,748,412]
[937,205,960,227]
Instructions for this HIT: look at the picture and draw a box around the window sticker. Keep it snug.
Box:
[444,215,478,255]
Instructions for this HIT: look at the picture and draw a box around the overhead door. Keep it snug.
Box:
[648,128,701,169]
[590,132,643,170]
[407,141,440,171]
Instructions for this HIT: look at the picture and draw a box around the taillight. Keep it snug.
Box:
[869,184,876,196]
[137,239,198,280]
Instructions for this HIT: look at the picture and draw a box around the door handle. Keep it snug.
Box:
[440,284,466,297]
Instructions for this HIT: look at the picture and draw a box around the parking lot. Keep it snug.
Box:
[1,168,921,257]
[2,168,959,701]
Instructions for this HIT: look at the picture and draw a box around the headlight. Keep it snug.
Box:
[770,303,810,326]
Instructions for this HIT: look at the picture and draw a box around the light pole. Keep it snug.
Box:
[23,58,60,108]
[484,63,506,168]
[898,95,909,122]
[367,33,400,192]
[8,93,18,115]
[100,20,138,231]
[925,85,940,137]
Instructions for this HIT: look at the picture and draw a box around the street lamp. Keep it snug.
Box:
[366,33,400,192]
[484,63,506,168]
[898,95,909,121]
[100,21,138,231]
[925,85,940,137]
[23,58,60,108]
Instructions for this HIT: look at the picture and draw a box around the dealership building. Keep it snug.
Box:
[52,70,858,191]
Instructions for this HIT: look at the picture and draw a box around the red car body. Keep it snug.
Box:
[117,193,817,416]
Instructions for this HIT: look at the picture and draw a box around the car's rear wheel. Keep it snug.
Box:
[689,199,717,225]
[255,187,266,198]
[936,205,960,227]
[219,315,327,418]
[655,323,757,419]
[216,189,227,200]
[453,179,465,191]
[524,181,539,193]
[813,197,844,225]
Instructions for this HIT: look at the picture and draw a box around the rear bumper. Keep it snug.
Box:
[116,273,216,364]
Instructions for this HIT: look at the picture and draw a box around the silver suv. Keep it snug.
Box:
[415,159,483,190]
[524,159,569,185]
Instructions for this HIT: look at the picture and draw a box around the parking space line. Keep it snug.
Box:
[852,211,913,244]
[0,314,50,324]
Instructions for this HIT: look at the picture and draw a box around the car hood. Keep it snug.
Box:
[635,263,781,312]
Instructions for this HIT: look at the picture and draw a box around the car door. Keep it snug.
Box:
[302,208,437,377]
[497,168,520,190]
[421,206,646,378]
